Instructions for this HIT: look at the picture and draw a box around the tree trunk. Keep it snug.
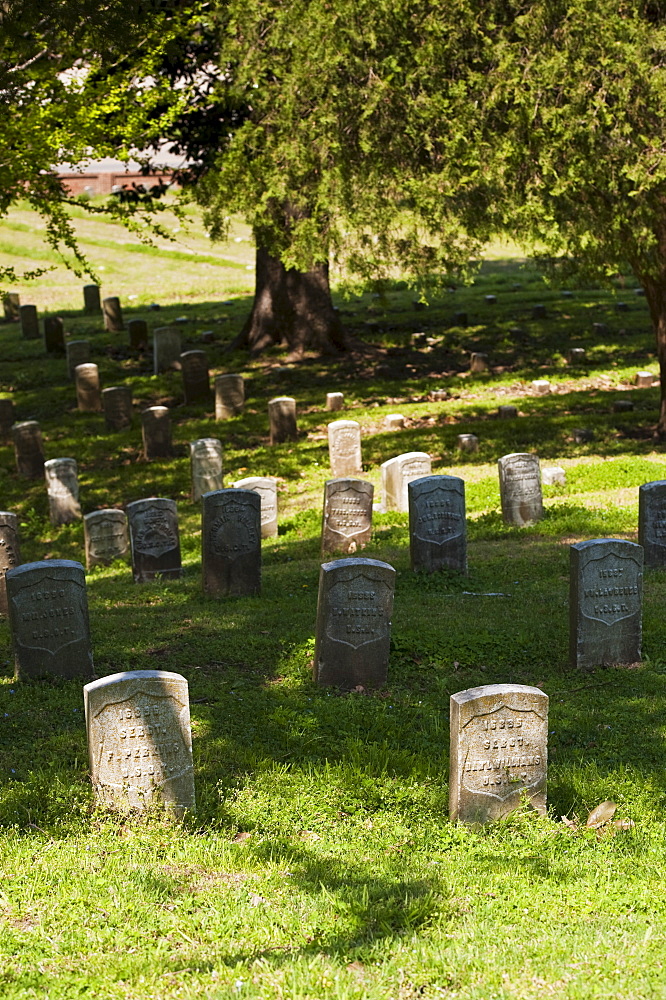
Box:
[636,272,666,439]
[233,245,346,356]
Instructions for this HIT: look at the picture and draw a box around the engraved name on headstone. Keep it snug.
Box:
[19,304,39,340]
[84,670,195,815]
[0,512,20,616]
[12,420,45,479]
[181,350,211,404]
[0,397,15,439]
[268,396,297,444]
[84,509,130,569]
[75,363,102,412]
[449,684,548,824]
[128,318,148,350]
[66,340,90,379]
[153,327,182,374]
[102,386,133,430]
[141,406,172,460]
[233,477,278,538]
[202,489,261,597]
[639,481,666,569]
[408,475,467,574]
[570,538,643,669]
[214,374,245,419]
[102,296,124,331]
[321,478,373,556]
[498,453,544,527]
[126,498,182,582]
[6,559,94,679]
[190,438,223,501]
[381,452,432,512]
[328,419,362,478]
[44,316,65,354]
[83,284,101,314]
[313,557,395,689]
[44,458,82,525]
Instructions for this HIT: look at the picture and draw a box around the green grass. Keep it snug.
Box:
[1,208,666,998]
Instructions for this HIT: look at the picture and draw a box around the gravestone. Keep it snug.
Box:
[384,413,405,431]
[408,475,467,574]
[635,371,653,388]
[126,498,182,582]
[19,304,39,340]
[313,557,395,689]
[44,316,65,354]
[321,478,373,556]
[457,433,478,452]
[498,453,543,527]
[84,509,130,569]
[326,392,344,411]
[3,292,19,321]
[0,397,15,438]
[181,350,210,404]
[102,386,133,430]
[84,670,195,815]
[102,296,124,331]
[128,318,148,350]
[541,466,566,486]
[83,284,101,314]
[12,421,45,479]
[66,340,90,379]
[44,458,81,525]
[0,512,21,616]
[153,327,182,373]
[141,406,172,459]
[570,538,643,669]
[470,352,488,373]
[532,304,547,319]
[453,311,468,326]
[328,419,362,477]
[484,295,497,305]
[498,405,518,419]
[6,559,93,679]
[201,489,261,597]
[233,476,278,538]
[567,348,586,364]
[268,396,297,444]
[449,684,548,824]
[531,379,550,395]
[214,374,245,419]
[75,363,102,412]
[613,399,634,413]
[639,481,666,568]
[190,438,223,501]
[381,452,432,512]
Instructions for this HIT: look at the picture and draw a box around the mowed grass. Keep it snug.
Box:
[1,206,666,999]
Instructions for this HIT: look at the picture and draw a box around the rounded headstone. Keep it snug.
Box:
[214,374,245,419]
[0,511,21,616]
[201,489,261,597]
[84,509,130,569]
[126,498,182,582]
[12,420,45,479]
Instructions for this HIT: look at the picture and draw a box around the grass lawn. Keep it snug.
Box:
[1,205,666,999]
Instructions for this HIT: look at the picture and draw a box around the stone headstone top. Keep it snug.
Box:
[497,405,518,419]
[635,371,654,388]
[141,406,172,460]
[126,498,182,582]
[0,511,20,616]
[102,296,124,332]
[153,327,182,374]
[268,396,297,444]
[381,452,432,512]
[214,374,245,419]
[328,419,362,478]
[384,413,405,430]
[0,397,15,438]
[84,509,130,569]
[497,453,543,527]
[44,458,81,525]
[639,481,666,569]
[532,304,547,319]
[75,363,102,412]
[66,340,91,379]
[233,477,278,538]
[470,352,488,372]
[181,350,210,404]
[408,475,467,574]
[83,284,101,314]
[202,489,261,596]
[19,304,39,340]
[3,292,20,322]
[321,478,373,556]
[326,392,344,411]
[44,316,65,354]
[531,379,551,395]
[190,438,223,501]
[457,433,478,452]
[128,318,148,350]
[12,420,45,479]
[102,386,133,431]
[541,466,566,487]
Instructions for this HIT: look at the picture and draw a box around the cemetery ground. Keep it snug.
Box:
[3,205,666,998]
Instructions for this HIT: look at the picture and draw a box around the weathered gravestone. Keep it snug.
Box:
[214,374,245,419]
[326,392,344,411]
[201,489,261,597]
[541,466,566,486]
[181,350,210,404]
[449,684,548,824]
[328,419,362,477]
[0,398,15,439]
[470,352,488,373]
[190,438,223,501]
[570,538,643,669]
[532,379,551,395]
[639,481,666,568]
[84,670,195,815]
[321,478,373,556]
[20,304,39,340]
[83,284,101,314]
[313,557,395,689]
[233,477,278,538]
[498,453,543,527]
[635,371,653,388]
[126,498,182,582]
[75,363,102,412]
[102,386,133,430]
[408,475,467,574]
[3,292,19,322]
[268,396,297,444]
[384,413,405,431]
[6,559,93,679]
[44,316,65,354]
[153,327,182,374]
[44,458,81,525]
[141,406,172,459]
[12,421,45,479]
[128,318,148,351]
[498,405,518,419]
[102,296,124,331]
[66,340,90,379]
[457,433,478,453]
[84,509,130,569]
[381,452,432,512]
[0,512,21,616]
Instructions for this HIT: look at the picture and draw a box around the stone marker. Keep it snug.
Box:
[381,452,432,512]
[570,538,643,669]
[313,557,395,689]
[635,371,654,388]
[201,489,261,596]
[384,413,405,431]
[328,419,362,477]
[83,284,101,314]
[449,684,548,824]
[126,498,182,582]
[470,352,488,373]
[498,405,518,419]
[498,453,543,527]
[141,406,172,459]
[102,386,133,430]
[3,292,19,322]
[84,509,130,569]
[128,318,148,350]
[541,466,566,486]
[0,397,15,438]
[573,428,593,443]
[44,458,81,525]
[457,433,478,452]
[20,304,39,340]
[635,287,645,296]
[531,379,551,395]
[214,374,245,419]
[532,304,547,319]
[484,295,497,305]
[44,316,65,354]
[153,327,182,373]
[408,475,467,574]
[190,438,223,501]
[268,396,297,444]
[6,559,93,679]
[102,296,124,331]
[638,481,666,569]
[0,512,21,616]
[326,392,344,411]
[453,311,468,326]
[75,363,102,412]
[613,399,634,413]
[592,322,609,335]
[430,389,449,401]
[84,670,195,815]
[321,478,373,556]
[181,350,210,404]
[233,477,279,538]
[12,420,45,479]
[616,301,629,312]
[66,340,91,379]
[567,348,586,364]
